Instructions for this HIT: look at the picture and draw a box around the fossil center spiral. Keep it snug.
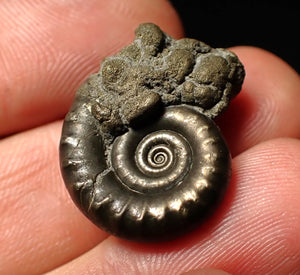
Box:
[148,145,172,168]
[112,129,192,192]
[135,132,177,176]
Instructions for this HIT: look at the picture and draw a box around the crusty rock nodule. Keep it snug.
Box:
[76,23,245,137]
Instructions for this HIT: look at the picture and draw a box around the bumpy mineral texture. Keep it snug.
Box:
[76,23,245,138]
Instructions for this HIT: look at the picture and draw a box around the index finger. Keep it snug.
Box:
[217,46,300,156]
[0,0,183,136]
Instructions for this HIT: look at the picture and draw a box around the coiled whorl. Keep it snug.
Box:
[60,105,230,242]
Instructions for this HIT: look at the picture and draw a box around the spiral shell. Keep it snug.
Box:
[60,105,230,242]
[59,23,244,242]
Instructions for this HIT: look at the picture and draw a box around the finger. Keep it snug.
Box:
[49,138,300,274]
[0,121,111,274]
[217,46,300,156]
[0,0,183,136]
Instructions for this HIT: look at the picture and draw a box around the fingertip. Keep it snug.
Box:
[229,46,299,78]
[218,46,300,155]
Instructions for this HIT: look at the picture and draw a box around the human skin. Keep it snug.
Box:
[0,1,299,274]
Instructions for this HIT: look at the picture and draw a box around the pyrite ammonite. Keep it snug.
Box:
[59,23,245,242]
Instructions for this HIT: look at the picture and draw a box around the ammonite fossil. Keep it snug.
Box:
[60,23,245,242]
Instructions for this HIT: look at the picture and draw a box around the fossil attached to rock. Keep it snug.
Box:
[60,23,245,242]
